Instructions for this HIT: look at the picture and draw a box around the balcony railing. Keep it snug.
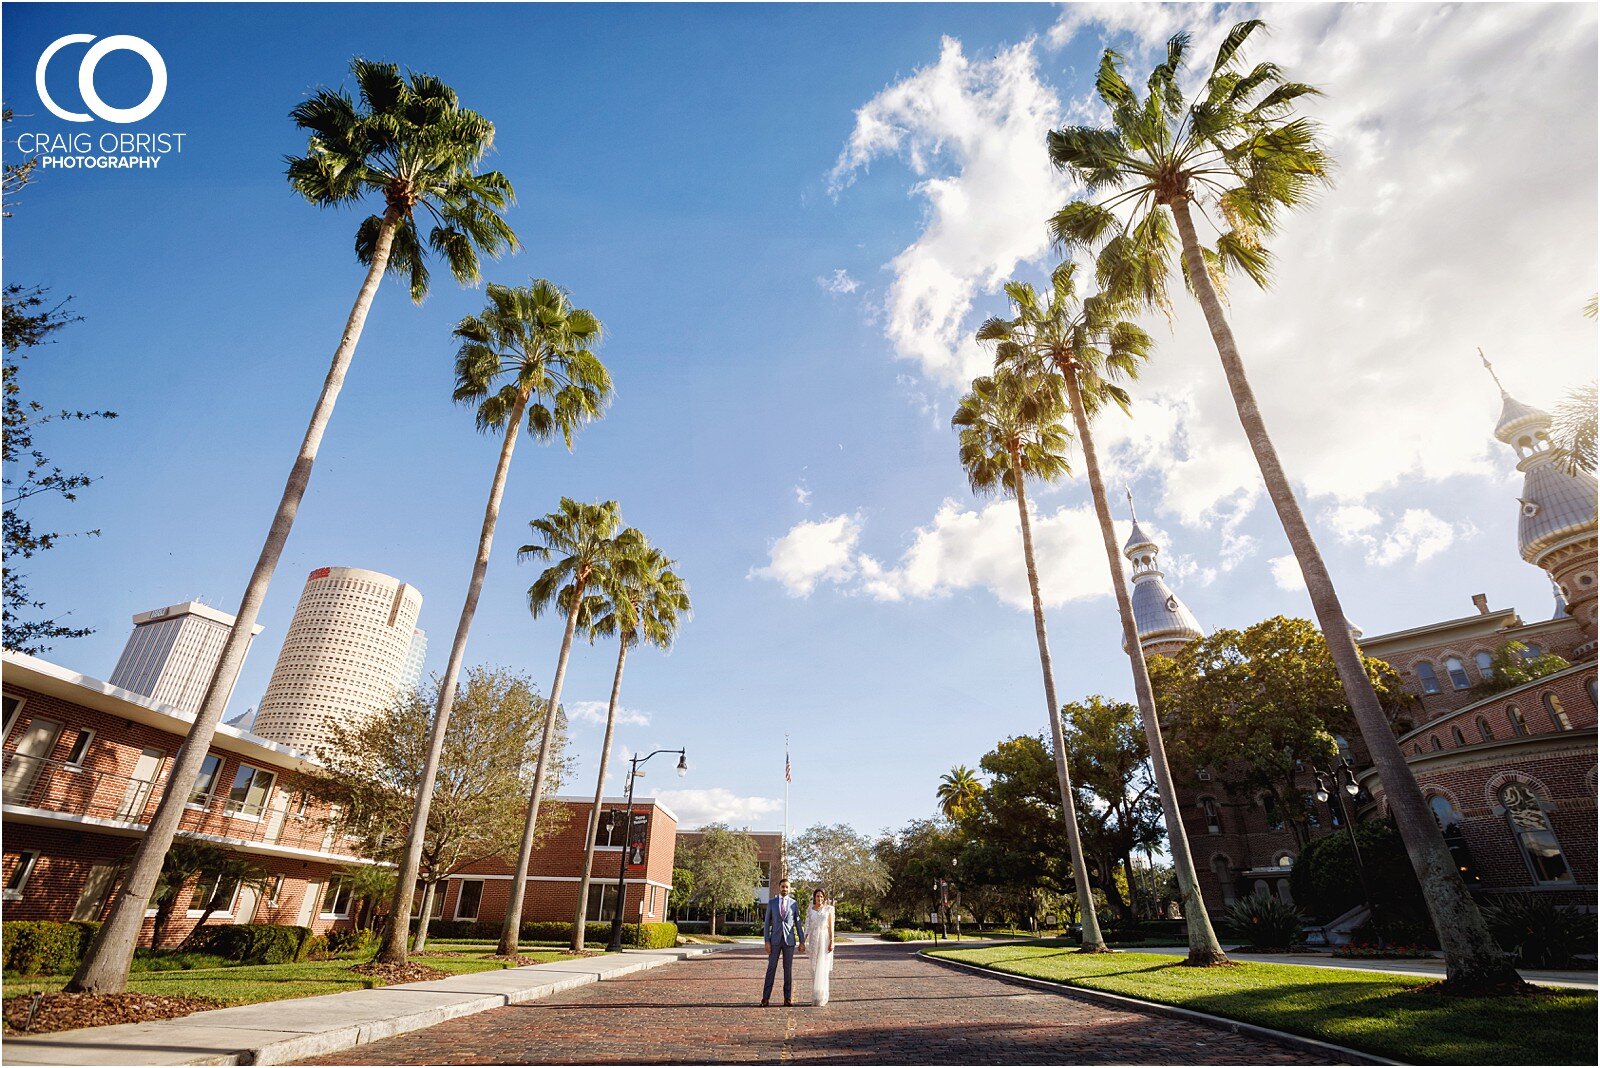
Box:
[1,751,357,857]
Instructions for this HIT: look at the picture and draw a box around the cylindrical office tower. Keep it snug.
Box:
[252,567,423,756]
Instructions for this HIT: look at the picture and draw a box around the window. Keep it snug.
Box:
[4,851,39,901]
[1477,716,1494,742]
[190,870,241,915]
[453,879,483,921]
[1274,852,1294,869]
[1445,658,1472,690]
[224,764,276,819]
[1587,676,1597,708]
[63,729,94,767]
[190,755,223,807]
[1429,735,1442,751]
[585,883,619,922]
[1415,661,1442,695]
[1429,795,1460,829]
[1334,735,1352,762]
[1525,643,1544,658]
[430,884,446,917]
[2,694,23,740]
[1499,783,1574,884]
[1543,694,1571,731]
[1475,651,1494,681]
[1301,794,1320,828]
[1411,744,1422,756]
[1509,704,1528,736]
[1201,798,1221,834]
[1452,726,1466,747]
[294,790,311,818]
[321,877,354,918]
[1210,856,1236,906]
[595,810,625,848]
[266,875,284,908]
[1261,795,1284,831]
[757,860,771,888]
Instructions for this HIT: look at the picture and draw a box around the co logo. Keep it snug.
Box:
[36,34,167,124]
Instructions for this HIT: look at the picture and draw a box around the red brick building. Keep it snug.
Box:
[671,828,784,924]
[2,651,375,946]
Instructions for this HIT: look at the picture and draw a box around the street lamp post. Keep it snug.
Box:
[605,748,687,953]
[1313,760,1379,944]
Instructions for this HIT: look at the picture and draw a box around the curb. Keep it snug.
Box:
[920,950,1402,1066]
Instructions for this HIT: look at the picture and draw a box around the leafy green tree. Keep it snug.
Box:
[873,819,963,922]
[74,61,517,993]
[569,530,690,951]
[1153,617,1406,849]
[1473,641,1572,696]
[1047,21,1518,991]
[668,867,696,917]
[318,667,568,952]
[340,863,397,933]
[1060,696,1164,920]
[960,735,1077,928]
[789,823,889,915]
[683,824,761,935]
[1289,817,1429,939]
[383,281,610,965]
[952,371,1107,952]
[980,264,1224,963]
[936,766,985,822]
[144,841,230,948]
[497,498,625,955]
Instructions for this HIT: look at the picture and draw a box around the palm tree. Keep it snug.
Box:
[498,498,625,956]
[980,263,1226,964]
[379,281,610,964]
[70,60,517,993]
[569,531,691,952]
[1046,22,1519,990]
[1551,381,1597,476]
[952,371,1109,953]
[936,765,985,822]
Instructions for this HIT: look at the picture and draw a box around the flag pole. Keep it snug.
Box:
[783,735,791,881]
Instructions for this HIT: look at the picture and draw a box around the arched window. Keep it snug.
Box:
[1477,716,1494,742]
[1445,657,1472,690]
[1499,782,1574,884]
[1587,676,1597,708]
[1200,797,1221,834]
[1452,726,1466,747]
[1276,880,1294,905]
[1543,693,1571,731]
[1411,744,1423,756]
[1429,795,1460,829]
[1261,794,1284,831]
[1274,851,1295,869]
[1475,651,1494,680]
[1211,856,1236,906]
[1415,661,1442,695]
[1509,704,1528,736]
[1302,794,1320,828]
[1429,735,1443,751]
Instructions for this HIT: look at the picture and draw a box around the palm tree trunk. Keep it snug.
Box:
[68,209,403,994]
[498,589,585,956]
[570,639,629,952]
[412,880,436,953]
[1170,198,1520,990]
[1060,364,1228,964]
[380,392,530,964]
[1008,451,1109,953]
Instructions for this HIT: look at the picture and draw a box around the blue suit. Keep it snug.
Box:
[762,894,803,1002]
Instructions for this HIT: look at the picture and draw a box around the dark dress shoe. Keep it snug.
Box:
[784,999,792,1006]
[760,999,769,1007]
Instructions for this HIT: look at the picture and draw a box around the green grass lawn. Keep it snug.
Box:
[3,940,579,1007]
[927,943,1597,1066]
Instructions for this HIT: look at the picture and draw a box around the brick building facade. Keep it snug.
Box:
[671,828,784,924]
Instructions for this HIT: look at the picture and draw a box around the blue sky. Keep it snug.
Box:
[6,3,1596,836]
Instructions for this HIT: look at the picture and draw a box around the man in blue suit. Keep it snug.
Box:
[761,876,804,1006]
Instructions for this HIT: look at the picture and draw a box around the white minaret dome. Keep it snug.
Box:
[1123,493,1205,658]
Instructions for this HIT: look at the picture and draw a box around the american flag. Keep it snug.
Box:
[785,749,792,783]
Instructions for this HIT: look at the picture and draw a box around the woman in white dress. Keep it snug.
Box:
[804,888,836,1005]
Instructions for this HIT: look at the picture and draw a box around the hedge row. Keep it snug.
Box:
[426,918,677,948]
[2,921,100,977]
[185,924,317,964]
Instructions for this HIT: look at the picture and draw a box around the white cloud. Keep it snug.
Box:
[569,700,651,728]
[1368,509,1472,568]
[1269,555,1306,591]
[794,483,812,507]
[816,268,859,294]
[830,37,1074,388]
[1325,505,1384,541]
[658,788,783,827]
[749,513,863,596]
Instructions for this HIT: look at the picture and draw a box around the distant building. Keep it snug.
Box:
[672,827,784,926]
[399,627,427,694]
[107,601,264,716]
[251,567,423,756]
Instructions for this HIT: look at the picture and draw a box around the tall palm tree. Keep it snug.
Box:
[569,531,691,952]
[70,60,517,993]
[936,765,985,822]
[1047,22,1519,990]
[1551,381,1597,476]
[379,282,610,964]
[498,498,625,955]
[952,371,1109,953]
[980,264,1226,964]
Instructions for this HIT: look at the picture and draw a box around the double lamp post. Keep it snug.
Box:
[605,747,687,952]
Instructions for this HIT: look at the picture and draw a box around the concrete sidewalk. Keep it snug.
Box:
[3,946,726,1066]
[1136,945,1598,989]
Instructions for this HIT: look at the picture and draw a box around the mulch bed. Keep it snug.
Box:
[2,992,225,1035]
[350,961,449,985]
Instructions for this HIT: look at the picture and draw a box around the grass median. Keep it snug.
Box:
[925,943,1596,1065]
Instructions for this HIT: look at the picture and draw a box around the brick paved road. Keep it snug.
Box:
[300,943,1330,1065]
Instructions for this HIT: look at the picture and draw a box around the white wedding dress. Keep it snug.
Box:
[805,903,835,1005]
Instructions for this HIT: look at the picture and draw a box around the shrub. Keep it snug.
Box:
[1225,894,1306,949]
[1289,818,1430,930]
[1480,894,1598,968]
[424,918,677,948]
[1332,942,1432,959]
[185,924,315,964]
[325,927,377,955]
[301,934,329,960]
[1,921,100,976]
[880,928,935,942]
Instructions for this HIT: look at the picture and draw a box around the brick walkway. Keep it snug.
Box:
[299,943,1329,1065]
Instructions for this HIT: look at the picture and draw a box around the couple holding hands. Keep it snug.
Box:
[760,877,836,1007]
